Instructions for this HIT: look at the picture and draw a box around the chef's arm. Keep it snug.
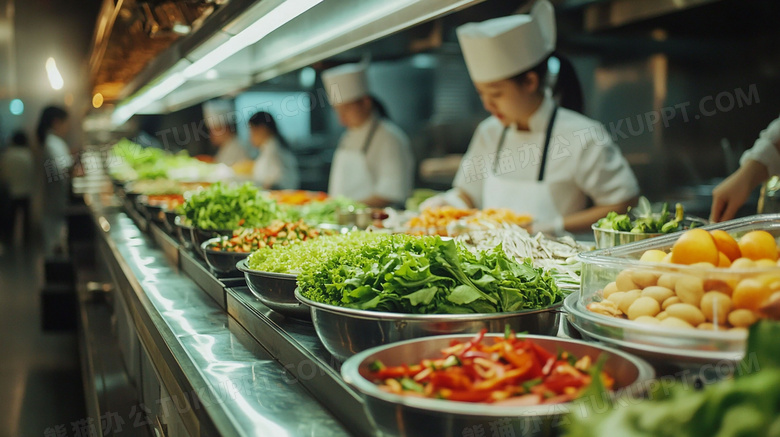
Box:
[417,188,475,210]
[563,197,637,234]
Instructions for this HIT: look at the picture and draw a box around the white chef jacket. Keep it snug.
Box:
[252,137,300,190]
[328,115,414,203]
[1,146,34,198]
[214,136,249,166]
[45,133,74,172]
[740,114,780,176]
[453,93,639,215]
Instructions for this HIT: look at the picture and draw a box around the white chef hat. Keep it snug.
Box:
[457,0,556,83]
[202,99,237,130]
[321,63,369,106]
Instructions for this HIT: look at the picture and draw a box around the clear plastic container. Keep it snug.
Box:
[569,214,780,365]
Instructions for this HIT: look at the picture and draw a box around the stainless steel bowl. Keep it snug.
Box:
[237,260,309,320]
[295,289,562,362]
[174,215,193,250]
[163,210,179,234]
[591,217,708,249]
[189,227,234,259]
[200,238,250,275]
[342,334,655,437]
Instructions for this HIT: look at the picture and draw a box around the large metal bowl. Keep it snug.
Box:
[200,238,250,275]
[189,227,234,259]
[295,289,562,362]
[163,210,179,234]
[591,217,708,249]
[237,260,309,319]
[174,215,193,250]
[342,334,655,437]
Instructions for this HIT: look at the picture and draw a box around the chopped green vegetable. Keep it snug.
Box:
[298,234,563,314]
[400,378,425,393]
[247,231,383,273]
[595,196,689,234]
[182,182,283,230]
[369,360,385,372]
[565,320,780,437]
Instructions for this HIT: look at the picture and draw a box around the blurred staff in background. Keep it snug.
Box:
[322,63,415,208]
[711,114,780,222]
[421,0,639,235]
[203,99,249,166]
[247,111,300,190]
[1,132,34,245]
[37,105,73,254]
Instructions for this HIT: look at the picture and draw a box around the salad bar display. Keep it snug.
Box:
[98,142,780,437]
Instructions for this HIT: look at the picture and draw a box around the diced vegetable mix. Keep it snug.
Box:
[370,329,613,405]
[297,234,564,314]
[595,197,691,234]
[208,220,325,253]
[182,182,284,230]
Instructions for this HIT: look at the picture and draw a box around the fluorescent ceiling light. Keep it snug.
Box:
[46,57,64,90]
[112,73,185,125]
[183,0,323,79]
[112,0,322,126]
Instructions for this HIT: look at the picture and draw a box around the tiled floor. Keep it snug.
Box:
[0,238,85,437]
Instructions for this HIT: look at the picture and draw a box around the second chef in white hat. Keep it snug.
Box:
[322,63,414,208]
[423,0,639,235]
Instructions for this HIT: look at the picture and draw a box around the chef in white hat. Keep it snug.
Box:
[203,99,250,166]
[422,0,639,234]
[322,63,414,207]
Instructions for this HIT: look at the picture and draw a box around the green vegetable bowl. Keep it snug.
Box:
[592,217,708,249]
[295,289,562,362]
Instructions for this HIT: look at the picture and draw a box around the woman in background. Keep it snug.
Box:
[248,111,300,190]
[422,0,639,234]
[37,105,73,254]
[322,63,414,207]
[1,131,34,244]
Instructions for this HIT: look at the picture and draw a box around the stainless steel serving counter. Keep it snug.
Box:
[82,192,357,437]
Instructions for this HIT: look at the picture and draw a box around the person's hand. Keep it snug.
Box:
[418,189,471,211]
[418,193,450,211]
[711,160,768,222]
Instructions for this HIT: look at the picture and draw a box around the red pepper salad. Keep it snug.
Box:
[369,329,614,405]
[208,220,324,253]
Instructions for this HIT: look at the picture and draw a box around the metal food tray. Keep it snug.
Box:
[226,286,374,437]
[179,248,245,310]
[149,222,179,267]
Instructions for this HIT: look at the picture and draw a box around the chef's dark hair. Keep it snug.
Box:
[368,95,390,120]
[249,111,289,149]
[36,105,68,145]
[11,131,29,147]
[510,52,584,113]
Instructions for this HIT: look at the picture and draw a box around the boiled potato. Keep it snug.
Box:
[657,273,679,290]
[675,275,705,306]
[616,270,639,292]
[634,316,661,325]
[607,291,626,304]
[662,296,682,310]
[728,309,758,328]
[641,286,675,304]
[631,270,659,288]
[627,297,661,320]
[659,317,694,329]
[617,289,642,314]
[602,282,619,299]
[656,311,669,321]
[666,303,706,326]
[700,291,732,324]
